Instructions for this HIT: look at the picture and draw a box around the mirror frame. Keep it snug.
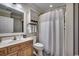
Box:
[0,3,25,37]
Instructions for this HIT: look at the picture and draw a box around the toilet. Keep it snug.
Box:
[33,36,44,56]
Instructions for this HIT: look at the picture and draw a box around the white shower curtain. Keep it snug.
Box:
[39,12,50,54]
[39,8,64,56]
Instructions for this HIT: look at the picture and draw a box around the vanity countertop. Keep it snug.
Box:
[0,37,33,48]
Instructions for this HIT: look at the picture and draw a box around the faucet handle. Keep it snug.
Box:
[14,36,16,40]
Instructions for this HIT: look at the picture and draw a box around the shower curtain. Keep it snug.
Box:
[39,8,64,56]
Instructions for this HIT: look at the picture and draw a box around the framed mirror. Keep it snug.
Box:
[0,4,24,35]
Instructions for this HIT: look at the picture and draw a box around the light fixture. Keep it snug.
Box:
[13,3,16,5]
[12,3,22,9]
[49,5,53,8]
[16,4,22,9]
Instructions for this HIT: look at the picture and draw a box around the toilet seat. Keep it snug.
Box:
[34,43,44,47]
[33,43,44,50]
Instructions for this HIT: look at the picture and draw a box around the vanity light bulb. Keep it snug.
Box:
[49,5,53,8]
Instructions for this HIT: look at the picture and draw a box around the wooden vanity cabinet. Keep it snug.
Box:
[0,40,33,56]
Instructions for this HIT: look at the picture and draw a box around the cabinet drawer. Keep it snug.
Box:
[0,48,7,56]
[25,40,33,46]
[7,44,19,54]
[19,43,29,49]
[7,51,18,56]
[26,40,33,44]
[19,41,33,48]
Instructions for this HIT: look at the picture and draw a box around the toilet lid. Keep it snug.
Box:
[34,43,44,47]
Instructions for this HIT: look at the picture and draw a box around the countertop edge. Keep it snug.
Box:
[0,37,33,48]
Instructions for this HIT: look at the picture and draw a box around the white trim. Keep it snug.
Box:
[0,33,24,38]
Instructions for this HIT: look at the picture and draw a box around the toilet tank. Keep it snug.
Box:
[32,36,37,44]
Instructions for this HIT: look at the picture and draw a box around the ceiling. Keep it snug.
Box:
[27,3,65,13]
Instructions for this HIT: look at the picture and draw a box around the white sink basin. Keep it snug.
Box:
[1,39,14,44]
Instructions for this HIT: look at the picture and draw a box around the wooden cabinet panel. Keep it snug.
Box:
[18,40,33,56]
[19,43,28,49]
[7,44,19,54]
[18,47,33,56]
[25,47,33,56]
[25,40,33,45]
[19,40,33,49]
[0,48,7,56]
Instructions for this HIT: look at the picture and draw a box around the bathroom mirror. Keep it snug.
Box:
[0,4,24,34]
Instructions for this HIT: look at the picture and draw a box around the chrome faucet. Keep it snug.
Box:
[14,36,16,40]
[0,38,2,42]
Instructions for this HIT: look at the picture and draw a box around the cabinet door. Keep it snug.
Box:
[18,47,33,56]
[0,48,7,56]
[7,51,18,56]
[24,47,32,56]
[7,44,19,54]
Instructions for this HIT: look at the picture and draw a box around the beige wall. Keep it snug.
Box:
[65,3,74,56]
